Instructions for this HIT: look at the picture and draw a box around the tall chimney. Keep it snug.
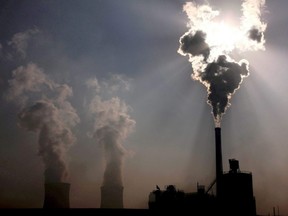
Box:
[215,127,223,197]
[101,185,124,208]
[43,182,70,208]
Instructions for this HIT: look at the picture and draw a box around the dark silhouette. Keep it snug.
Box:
[220,159,256,216]
[148,159,256,215]
[43,182,70,208]
[148,127,256,216]
[215,127,223,197]
[101,185,124,209]
[149,184,216,215]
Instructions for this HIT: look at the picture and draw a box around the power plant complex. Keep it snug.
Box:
[40,127,258,216]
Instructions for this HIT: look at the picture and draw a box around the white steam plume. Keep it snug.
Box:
[86,76,135,187]
[8,28,39,59]
[178,0,266,127]
[6,63,80,183]
[5,63,53,107]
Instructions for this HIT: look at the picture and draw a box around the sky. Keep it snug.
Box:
[0,0,288,215]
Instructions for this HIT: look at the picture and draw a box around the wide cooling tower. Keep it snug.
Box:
[101,185,124,208]
[43,182,70,208]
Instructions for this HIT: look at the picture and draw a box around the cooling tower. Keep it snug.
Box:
[43,182,70,208]
[215,127,223,197]
[101,185,124,208]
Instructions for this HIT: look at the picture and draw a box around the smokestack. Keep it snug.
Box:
[43,182,70,208]
[101,185,124,208]
[215,127,223,197]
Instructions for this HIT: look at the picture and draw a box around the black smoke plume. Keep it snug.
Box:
[178,0,266,126]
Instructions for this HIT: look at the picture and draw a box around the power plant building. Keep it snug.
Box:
[220,159,256,215]
[148,128,257,216]
[39,127,257,215]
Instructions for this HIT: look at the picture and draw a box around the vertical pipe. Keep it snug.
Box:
[215,127,223,197]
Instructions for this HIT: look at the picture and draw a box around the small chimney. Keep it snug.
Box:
[215,127,223,197]
[229,159,239,173]
[43,182,70,208]
[101,185,124,208]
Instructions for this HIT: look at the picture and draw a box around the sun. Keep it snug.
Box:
[204,21,241,58]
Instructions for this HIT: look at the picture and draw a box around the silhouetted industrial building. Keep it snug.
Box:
[148,159,256,215]
[148,127,257,215]
[43,182,70,208]
[220,159,256,215]
[149,184,216,214]
[38,127,256,215]
[101,185,124,209]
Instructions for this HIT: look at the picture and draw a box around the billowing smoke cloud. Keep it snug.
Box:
[6,63,80,183]
[5,63,53,106]
[7,28,39,59]
[178,0,266,127]
[0,28,39,61]
[86,76,135,187]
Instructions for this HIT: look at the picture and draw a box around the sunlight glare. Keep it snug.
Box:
[204,21,241,59]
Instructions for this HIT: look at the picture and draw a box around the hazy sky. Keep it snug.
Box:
[0,0,288,215]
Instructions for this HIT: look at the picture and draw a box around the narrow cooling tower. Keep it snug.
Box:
[215,127,223,197]
[101,185,124,208]
[43,182,70,208]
